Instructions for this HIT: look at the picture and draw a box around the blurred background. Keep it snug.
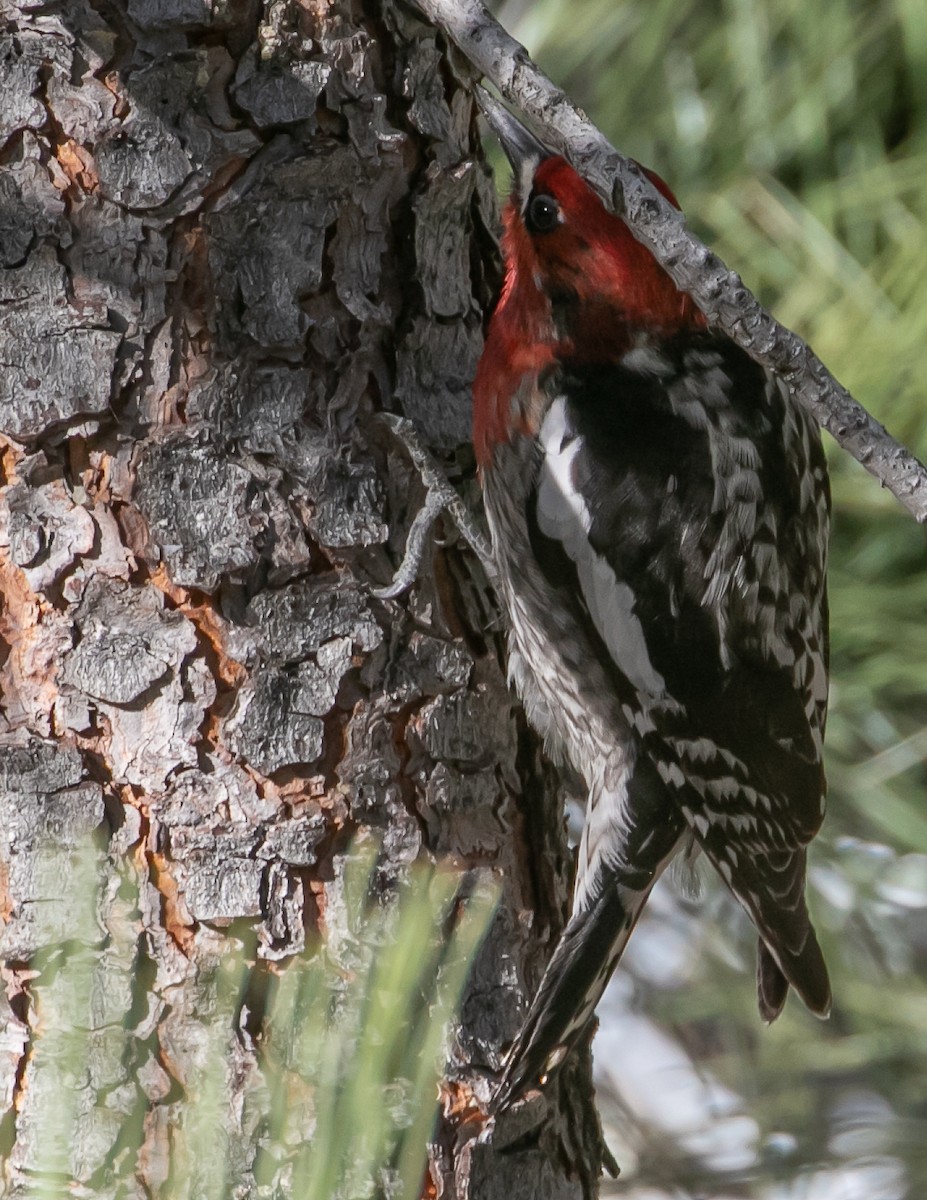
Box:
[488,1,927,1196]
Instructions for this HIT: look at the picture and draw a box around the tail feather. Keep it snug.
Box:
[729,847,831,1022]
[751,852,831,1020]
[491,882,642,1114]
[698,843,831,1022]
[756,939,789,1022]
[755,922,831,1021]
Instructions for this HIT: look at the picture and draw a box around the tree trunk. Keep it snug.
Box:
[0,1,603,1196]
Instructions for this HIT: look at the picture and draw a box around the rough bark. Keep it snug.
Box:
[0,2,603,1196]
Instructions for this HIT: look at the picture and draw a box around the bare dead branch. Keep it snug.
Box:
[412,0,927,524]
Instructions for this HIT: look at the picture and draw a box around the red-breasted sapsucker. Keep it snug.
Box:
[474,96,831,1112]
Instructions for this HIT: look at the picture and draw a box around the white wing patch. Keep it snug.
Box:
[536,398,590,537]
[536,398,667,700]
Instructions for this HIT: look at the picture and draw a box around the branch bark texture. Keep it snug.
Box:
[413,0,927,525]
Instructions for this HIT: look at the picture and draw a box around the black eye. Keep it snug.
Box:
[526,192,560,234]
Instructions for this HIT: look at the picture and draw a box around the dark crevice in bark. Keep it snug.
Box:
[0,0,603,1192]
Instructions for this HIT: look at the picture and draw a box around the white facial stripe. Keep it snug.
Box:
[517,154,543,210]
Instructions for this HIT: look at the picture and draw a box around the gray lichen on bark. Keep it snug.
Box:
[0,0,601,1195]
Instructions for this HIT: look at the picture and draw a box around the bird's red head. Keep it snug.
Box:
[503,156,702,342]
[473,108,703,466]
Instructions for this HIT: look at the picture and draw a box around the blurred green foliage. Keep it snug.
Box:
[18,839,495,1200]
[491,1,927,1195]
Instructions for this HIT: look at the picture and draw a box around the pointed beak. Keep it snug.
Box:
[475,87,550,188]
